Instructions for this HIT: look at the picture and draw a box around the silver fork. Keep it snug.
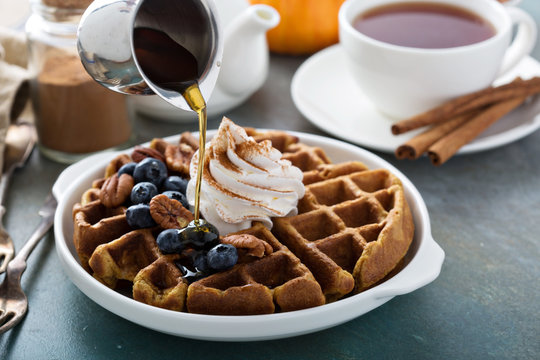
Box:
[0,193,56,334]
[0,122,37,273]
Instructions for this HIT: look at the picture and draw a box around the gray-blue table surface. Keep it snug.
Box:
[1,1,539,359]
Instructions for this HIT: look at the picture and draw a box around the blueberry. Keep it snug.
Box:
[156,229,184,254]
[191,250,210,273]
[178,220,220,250]
[126,204,156,229]
[206,244,238,271]
[130,182,158,204]
[162,190,189,209]
[133,158,167,187]
[162,176,188,195]
[118,162,137,177]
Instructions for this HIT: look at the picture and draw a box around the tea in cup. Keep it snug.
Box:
[338,0,537,118]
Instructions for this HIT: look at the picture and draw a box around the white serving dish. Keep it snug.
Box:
[53,130,444,341]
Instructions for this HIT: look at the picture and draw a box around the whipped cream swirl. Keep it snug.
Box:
[186,118,305,234]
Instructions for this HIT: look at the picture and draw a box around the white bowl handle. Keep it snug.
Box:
[374,235,445,300]
[52,152,115,202]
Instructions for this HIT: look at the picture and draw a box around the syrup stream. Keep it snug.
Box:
[182,83,207,224]
[133,27,207,223]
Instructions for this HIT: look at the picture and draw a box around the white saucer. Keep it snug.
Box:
[291,45,540,154]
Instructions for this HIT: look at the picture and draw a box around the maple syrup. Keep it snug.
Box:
[133,27,207,223]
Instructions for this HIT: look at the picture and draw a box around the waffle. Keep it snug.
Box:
[273,164,414,301]
[245,127,332,172]
[88,228,161,288]
[72,199,131,271]
[186,223,325,315]
[72,125,414,314]
[244,127,299,153]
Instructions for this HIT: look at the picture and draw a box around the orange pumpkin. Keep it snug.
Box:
[249,0,346,55]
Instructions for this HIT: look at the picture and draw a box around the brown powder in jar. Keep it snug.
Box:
[41,0,93,9]
[35,54,132,153]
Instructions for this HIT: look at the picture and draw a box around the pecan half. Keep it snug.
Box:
[221,234,273,263]
[105,154,132,178]
[164,143,194,177]
[150,138,170,155]
[131,145,166,163]
[150,194,194,229]
[179,131,199,150]
[92,178,106,189]
[99,173,134,208]
[81,188,101,205]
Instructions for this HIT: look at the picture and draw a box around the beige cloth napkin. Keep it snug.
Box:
[0,26,30,170]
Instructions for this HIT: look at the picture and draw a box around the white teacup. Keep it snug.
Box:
[338,0,537,119]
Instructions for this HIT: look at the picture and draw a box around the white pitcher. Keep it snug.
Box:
[131,0,280,122]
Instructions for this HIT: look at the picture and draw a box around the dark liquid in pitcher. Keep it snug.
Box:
[133,27,207,222]
[353,2,495,49]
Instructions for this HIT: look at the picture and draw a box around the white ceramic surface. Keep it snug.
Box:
[291,45,540,154]
[502,0,522,6]
[338,0,537,118]
[0,0,29,29]
[53,131,444,341]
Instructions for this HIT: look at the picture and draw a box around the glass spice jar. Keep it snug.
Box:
[26,0,135,164]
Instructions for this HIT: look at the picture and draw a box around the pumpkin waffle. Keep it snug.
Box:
[186,222,325,315]
[244,126,332,172]
[71,125,414,314]
[88,228,161,288]
[74,193,192,311]
[273,163,414,301]
[72,199,131,271]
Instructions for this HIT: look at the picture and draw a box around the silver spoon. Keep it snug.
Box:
[0,122,36,273]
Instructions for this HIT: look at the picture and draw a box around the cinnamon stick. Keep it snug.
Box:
[391,77,540,135]
[427,95,528,166]
[395,110,480,159]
